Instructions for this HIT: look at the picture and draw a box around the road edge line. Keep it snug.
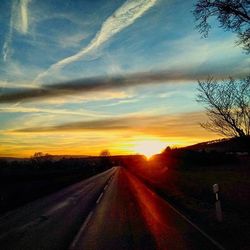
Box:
[165,201,225,250]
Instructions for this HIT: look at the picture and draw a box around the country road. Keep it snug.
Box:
[0,167,224,250]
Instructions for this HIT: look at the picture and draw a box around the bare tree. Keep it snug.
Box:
[193,0,250,53]
[197,76,250,138]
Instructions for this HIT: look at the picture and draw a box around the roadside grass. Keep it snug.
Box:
[173,169,250,250]
[128,159,250,250]
[177,169,250,213]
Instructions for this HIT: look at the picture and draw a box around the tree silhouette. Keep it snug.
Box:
[31,152,52,168]
[99,150,112,170]
[99,150,111,157]
[197,76,250,138]
[193,0,250,53]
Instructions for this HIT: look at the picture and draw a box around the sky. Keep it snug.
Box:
[0,0,249,157]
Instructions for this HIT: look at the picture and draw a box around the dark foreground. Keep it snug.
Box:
[0,167,224,250]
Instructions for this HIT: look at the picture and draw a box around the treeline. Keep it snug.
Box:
[157,148,240,170]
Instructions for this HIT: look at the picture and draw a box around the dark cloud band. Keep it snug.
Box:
[0,70,247,103]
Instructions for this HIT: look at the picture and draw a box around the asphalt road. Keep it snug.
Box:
[0,167,224,250]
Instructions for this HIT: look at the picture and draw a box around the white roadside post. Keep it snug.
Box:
[213,184,223,222]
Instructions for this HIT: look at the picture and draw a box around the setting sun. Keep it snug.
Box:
[133,140,166,158]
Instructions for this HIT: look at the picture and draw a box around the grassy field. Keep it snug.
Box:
[172,169,250,250]
[127,155,250,250]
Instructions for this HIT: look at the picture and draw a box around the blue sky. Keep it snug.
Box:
[0,0,249,157]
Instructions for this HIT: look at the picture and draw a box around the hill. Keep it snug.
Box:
[183,136,250,153]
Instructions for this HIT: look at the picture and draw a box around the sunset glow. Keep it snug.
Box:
[133,140,166,158]
[0,0,248,157]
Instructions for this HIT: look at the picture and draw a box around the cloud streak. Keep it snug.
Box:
[34,0,157,82]
[2,1,15,62]
[10,112,210,138]
[2,0,31,62]
[0,69,248,104]
[19,0,31,33]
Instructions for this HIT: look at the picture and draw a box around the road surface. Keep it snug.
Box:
[0,167,224,250]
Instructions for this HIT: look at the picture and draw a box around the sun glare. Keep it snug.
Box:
[133,140,166,159]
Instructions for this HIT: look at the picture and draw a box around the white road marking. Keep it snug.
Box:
[108,177,113,184]
[96,192,104,204]
[69,211,93,250]
[69,171,116,249]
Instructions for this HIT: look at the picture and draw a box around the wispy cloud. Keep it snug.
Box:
[34,0,157,82]
[58,33,87,49]
[102,98,138,107]
[2,0,32,62]
[13,0,32,34]
[19,0,31,33]
[0,106,103,118]
[2,1,15,62]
